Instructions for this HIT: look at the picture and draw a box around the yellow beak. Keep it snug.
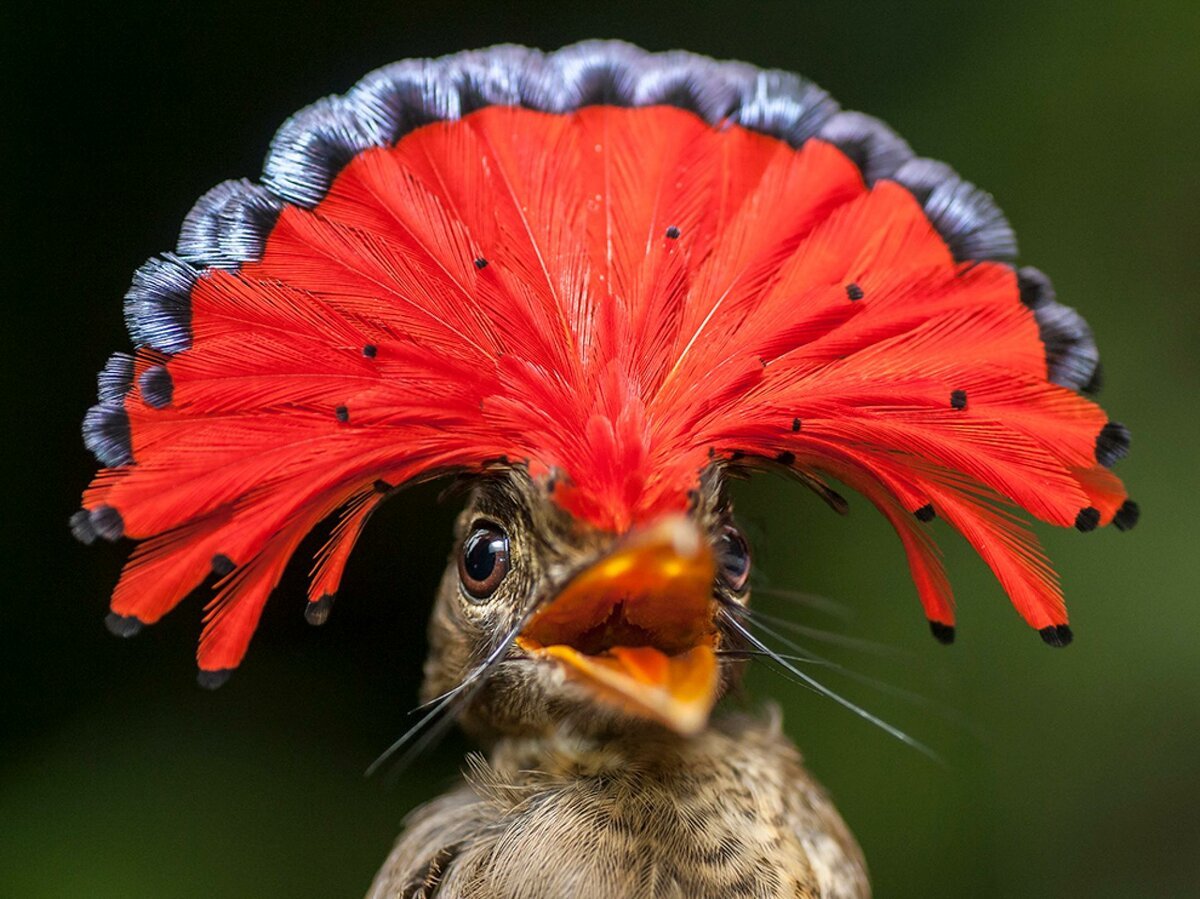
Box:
[517,516,720,735]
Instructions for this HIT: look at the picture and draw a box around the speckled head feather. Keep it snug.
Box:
[77,40,1134,679]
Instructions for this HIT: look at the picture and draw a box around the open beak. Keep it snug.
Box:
[516,516,719,735]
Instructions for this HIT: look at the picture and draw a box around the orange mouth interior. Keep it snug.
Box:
[516,517,720,734]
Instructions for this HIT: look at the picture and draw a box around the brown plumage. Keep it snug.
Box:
[370,715,866,899]
[367,468,868,898]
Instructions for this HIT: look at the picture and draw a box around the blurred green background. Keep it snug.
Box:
[4,1,1197,896]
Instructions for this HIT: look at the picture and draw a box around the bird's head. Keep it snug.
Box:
[423,466,749,739]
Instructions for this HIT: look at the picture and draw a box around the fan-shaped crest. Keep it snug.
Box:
[74,41,1135,678]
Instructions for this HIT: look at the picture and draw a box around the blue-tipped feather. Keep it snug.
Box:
[123,254,196,353]
[730,68,838,147]
[818,111,914,184]
[1017,267,1102,393]
[177,179,282,269]
[82,401,132,467]
[262,96,383,208]
[97,352,134,403]
[893,157,1018,262]
[1096,421,1131,468]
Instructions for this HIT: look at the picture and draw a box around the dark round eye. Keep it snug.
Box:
[716,524,751,592]
[458,522,510,600]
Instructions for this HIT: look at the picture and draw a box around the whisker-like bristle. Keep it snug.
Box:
[720,601,832,664]
[716,648,837,668]
[724,601,972,730]
[366,688,463,780]
[368,614,532,779]
[739,605,912,659]
[720,609,938,761]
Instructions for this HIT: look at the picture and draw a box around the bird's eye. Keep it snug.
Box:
[458,522,511,600]
[716,524,751,592]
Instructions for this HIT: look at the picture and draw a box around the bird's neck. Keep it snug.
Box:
[370,710,870,897]
[484,717,734,778]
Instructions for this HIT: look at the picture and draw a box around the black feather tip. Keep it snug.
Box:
[362,344,377,358]
[950,389,968,411]
[845,283,864,301]
[914,503,936,522]
[1039,624,1074,648]
[211,553,236,577]
[138,365,174,408]
[791,417,801,432]
[305,593,335,626]
[335,405,349,422]
[89,505,125,542]
[929,621,955,645]
[474,257,488,269]
[1113,499,1140,532]
[197,669,233,690]
[665,225,681,240]
[1095,421,1131,468]
[104,612,144,638]
[1075,507,1101,532]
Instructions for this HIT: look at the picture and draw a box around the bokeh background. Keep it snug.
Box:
[5,2,1198,896]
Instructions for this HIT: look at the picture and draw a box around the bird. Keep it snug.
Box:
[72,41,1138,898]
